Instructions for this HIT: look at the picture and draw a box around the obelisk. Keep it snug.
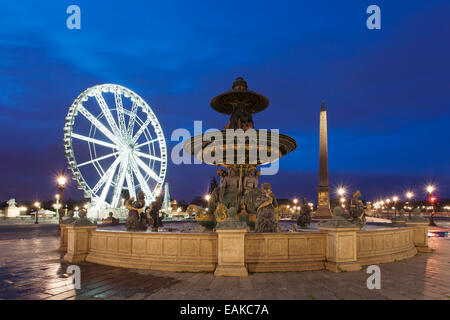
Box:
[315,101,333,219]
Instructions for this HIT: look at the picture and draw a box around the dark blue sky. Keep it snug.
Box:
[0,1,449,203]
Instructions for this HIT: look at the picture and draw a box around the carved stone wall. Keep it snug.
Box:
[86,231,218,272]
[356,228,417,265]
[245,233,326,272]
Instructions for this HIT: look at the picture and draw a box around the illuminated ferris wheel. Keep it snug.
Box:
[64,84,167,208]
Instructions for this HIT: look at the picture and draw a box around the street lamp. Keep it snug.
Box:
[426,185,436,226]
[57,173,67,234]
[34,201,41,224]
[392,196,398,217]
[204,194,211,202]
[406,191,413,218]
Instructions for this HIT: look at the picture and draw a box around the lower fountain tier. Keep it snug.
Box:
[183,129,297,166]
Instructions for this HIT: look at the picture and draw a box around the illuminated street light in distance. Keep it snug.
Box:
[57,175,67,187]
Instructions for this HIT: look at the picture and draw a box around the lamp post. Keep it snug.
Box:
[392,196,399,218]
[293,198,298,214]
[406,192,413,218]
[34,201,41,224]
[426,185,436,226]
[54,194,61,218]
[57,174,67,234]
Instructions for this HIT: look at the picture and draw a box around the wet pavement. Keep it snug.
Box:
[0,224,449,300]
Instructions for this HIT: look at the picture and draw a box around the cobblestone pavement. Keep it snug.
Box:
[0,224,449,300]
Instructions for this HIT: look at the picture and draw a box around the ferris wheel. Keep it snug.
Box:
[64,84,167,208]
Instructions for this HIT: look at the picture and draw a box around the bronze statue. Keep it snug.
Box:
[69,208,95,226]
[349,190,366,228]
[148,195,163,232]
[102,212,119,224]
[125,191,148,231]
[297,198,312,229]
[243,167,261,214]
[220,167,240,209]
[208,168,227,214]
[62,209,76,224]
[254,183,278,233]
[226,104,254,130]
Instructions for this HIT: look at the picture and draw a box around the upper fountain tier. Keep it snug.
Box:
[183,77,297,166]
[210,77,269,115]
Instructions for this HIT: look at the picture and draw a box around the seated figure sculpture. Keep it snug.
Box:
[125,191,148,231]
[254,183,278,233]
[296,197,312,229]
[349,190,366,228]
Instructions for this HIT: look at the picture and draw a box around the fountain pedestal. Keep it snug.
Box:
[214,229,248,277]
[64,225,97,263]
[318,226,361,272]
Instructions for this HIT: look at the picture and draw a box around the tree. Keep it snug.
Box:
[191,196,207,208]
[209,176,218,194]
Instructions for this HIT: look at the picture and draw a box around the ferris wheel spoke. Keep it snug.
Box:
[131,117,152,145]
[135,139,158,149]
[71,133,118,149]
[127,102,139,138]
[125,167,136,199]
[114,92,127,136]
[111,159,128,208]
[130,158,153,200]
[91,156,122,194]
[135,151,162,162]
[94,91,121,138]
[77,105,120,145]
[135,156,161,183]
[96,156,121,206]
[77,151,119,167]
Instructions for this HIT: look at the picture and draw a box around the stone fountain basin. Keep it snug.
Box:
[56,219,424,274]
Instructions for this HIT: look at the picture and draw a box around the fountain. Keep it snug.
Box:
[62,78,432,275]
[183,77,297,230]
